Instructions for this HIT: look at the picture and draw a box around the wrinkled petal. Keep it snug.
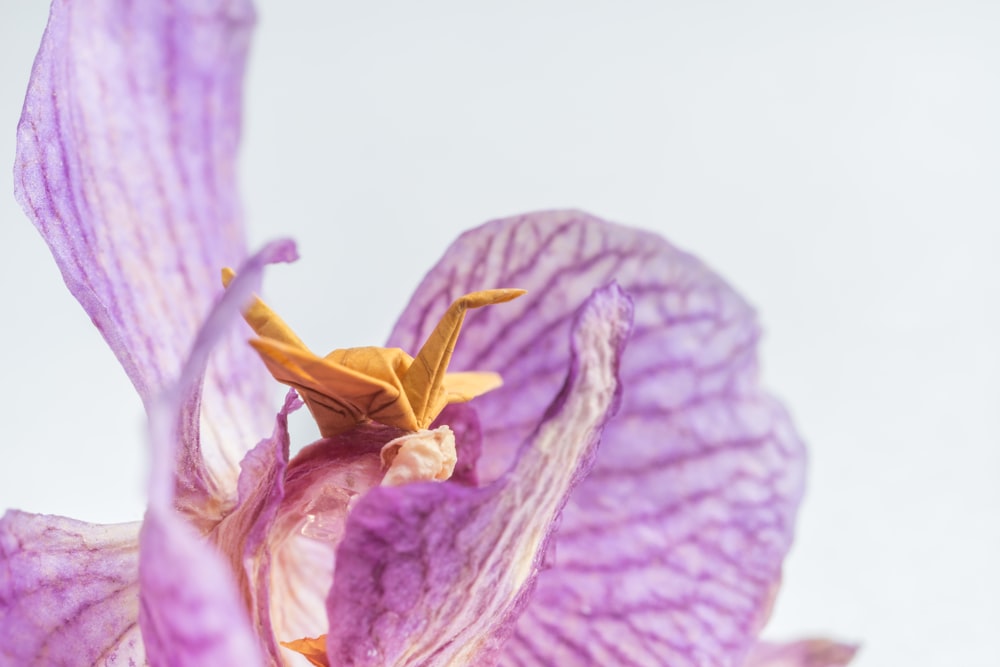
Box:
[389,211,806,665]
[139,242,296,666]
[267,428,389,655]
[209,401,483,666]
[379,426,458,486]
[211,389,302,666]
[0,511,144,666]
[14,0,267,511]
[744,640,859,667]
[172,239,297,529]
[325,284,632,667]
[430,403,484,487]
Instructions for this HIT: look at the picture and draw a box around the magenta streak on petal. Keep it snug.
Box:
[389,211,806,666]
[139,241,296,667]
[0,512,144,666]
[13,0,267,513]
[324,285,633,667]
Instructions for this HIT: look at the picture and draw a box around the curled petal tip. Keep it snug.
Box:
[261,238,300,265]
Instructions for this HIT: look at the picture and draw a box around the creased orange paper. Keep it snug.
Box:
[223,268,524,436]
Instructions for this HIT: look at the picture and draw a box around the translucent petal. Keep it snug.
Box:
[14,0,267,510]
[325,285,632,666]
[390,211,806,665]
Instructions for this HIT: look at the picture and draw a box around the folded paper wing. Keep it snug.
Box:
[442,372,503,402]
[248,338,409,433]
[279,636,328,667]
[221,267,308,349]
[223,268,524,436]
[402,288,524,429]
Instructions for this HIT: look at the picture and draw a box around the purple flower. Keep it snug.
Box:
[0,1,856,666]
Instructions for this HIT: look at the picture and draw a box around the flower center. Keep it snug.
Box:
[222,271,524,665]
[223,267,524,437]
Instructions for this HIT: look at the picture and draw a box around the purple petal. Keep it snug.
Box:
[389,211,806,665]
[210,390,301,665]
[0,511,144,665]
[139,508,263,666]
[14,0,267,506]
[171,239,298,527]
[744,640,859,667]
[211,402,479,657]
[170,240,298,532]
[325,285,632,666]
[139,242,297,666]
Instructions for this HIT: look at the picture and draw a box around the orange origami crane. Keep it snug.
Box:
[223,268,524,437]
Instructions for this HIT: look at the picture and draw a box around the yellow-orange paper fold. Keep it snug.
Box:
[280,635,328,666]
[222,268,524,437]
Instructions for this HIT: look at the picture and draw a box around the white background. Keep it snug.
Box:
[1,2,998,665]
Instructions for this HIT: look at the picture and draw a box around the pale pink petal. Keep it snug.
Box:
[210,390,301,665]
[267,424,395,648]
[14,0,267,511]
[139,242,296,666]
[0,511,144,666]
[173,238,297,528]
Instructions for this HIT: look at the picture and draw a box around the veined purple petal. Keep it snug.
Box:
[0,511,144,666]
[389,211,806,666]
[139,242,296,666]
[14,0,266,509]
[325,285,632,667]
[744,640,859,667]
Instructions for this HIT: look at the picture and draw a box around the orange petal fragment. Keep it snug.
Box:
[280,635,329,667]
